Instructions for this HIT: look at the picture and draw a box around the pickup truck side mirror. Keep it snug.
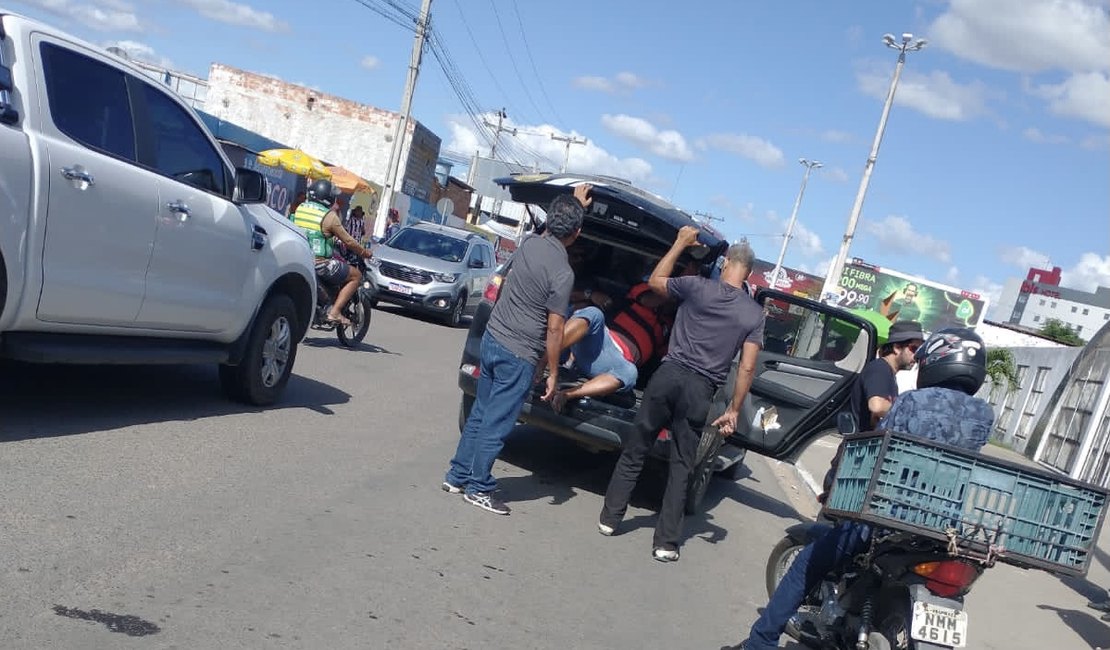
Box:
[234,168,267,204]
[837,411,858,435]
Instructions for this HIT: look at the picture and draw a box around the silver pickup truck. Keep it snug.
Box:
[0,11,316,405]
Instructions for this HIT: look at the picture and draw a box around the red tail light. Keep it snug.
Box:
[913,560,981,598]
[482,274,504,303]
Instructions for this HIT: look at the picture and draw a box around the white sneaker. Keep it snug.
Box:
[652,546,679,562]
[598,522,615,536]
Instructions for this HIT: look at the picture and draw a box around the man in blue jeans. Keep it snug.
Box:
[722,328,995,650]
[442,185,589,515]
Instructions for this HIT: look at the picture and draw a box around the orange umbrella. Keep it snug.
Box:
[327,166,375,194]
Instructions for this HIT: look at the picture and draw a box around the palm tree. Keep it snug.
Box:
[986,348,1020,396]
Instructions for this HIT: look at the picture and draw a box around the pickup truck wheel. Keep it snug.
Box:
[220,294,298,406]
[458,394,475,434]
[685,428,724,515]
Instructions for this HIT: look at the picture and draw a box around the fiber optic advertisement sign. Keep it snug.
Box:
[832,259,988,332]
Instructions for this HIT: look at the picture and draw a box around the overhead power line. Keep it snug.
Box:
[487,0,547,124]
[510,1,563,127]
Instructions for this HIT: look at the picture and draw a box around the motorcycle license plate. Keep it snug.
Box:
[911,601,968,648]
[387,282,412,296]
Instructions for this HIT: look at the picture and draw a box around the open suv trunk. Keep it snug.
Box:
[457,173,878,513]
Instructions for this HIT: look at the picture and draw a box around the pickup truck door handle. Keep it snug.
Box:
[60,165,94,187]
[166,201,191,220]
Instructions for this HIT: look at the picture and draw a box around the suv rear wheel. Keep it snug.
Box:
[685,427,724,514]
[220,294,298,406]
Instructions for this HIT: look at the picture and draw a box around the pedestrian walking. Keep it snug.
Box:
[441,186,589,515]
[598,227,765,561]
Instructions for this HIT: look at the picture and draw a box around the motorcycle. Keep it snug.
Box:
[766,523,987,650]
[764,414,989,650]
[311,252,375,348]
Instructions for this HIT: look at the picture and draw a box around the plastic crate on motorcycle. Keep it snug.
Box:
[823,430,1109,577]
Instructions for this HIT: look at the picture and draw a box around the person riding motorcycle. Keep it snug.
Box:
[721,328,996,650]
[292,179,372,326]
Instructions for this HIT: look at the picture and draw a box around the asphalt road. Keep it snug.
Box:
[0,307,811,650]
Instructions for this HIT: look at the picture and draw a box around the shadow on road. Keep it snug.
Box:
[0,360,351,441]
[495,425,805,547]
[302,334,399,355]
[1037,604,1110,649]
[371,304,472,330]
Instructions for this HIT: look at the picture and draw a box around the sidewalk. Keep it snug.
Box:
[764,435,1110,649]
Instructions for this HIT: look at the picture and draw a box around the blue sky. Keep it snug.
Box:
[7,0,1109,315]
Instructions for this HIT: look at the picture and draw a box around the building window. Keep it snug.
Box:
[1044,350,1108,475]
[1083,308,1089,315]
[1014,367,1051,446]
[1072,306,1079,313]
[1105,313,1109,320]
[1034,315,1041,322]
[1039,299,1046,306]
[1051,301,1058,308]
[1078,325,1084,334]
[997,365,1028,434]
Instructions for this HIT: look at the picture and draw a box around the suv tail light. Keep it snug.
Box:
[482,274,504,303]
[912,560,981,598]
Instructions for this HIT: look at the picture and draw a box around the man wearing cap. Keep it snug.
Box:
[848,319,925,431]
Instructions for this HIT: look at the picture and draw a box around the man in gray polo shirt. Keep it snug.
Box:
[599,226,765,561]
[443,188,587,515]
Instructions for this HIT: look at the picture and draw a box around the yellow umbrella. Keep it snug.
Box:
[326,166,376,194]
[257,149,332,180]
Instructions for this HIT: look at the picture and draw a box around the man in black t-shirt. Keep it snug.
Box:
[847,320,925,431]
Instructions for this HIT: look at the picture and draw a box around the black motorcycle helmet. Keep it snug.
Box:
[307,178,337,204]
[914,327,987,395]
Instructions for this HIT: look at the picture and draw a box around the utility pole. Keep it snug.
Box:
[771,158,822,290]
[820,32,926,304]
[377,0,433,237]
[550,133,587,173]
[692,210,723,229]
[483,108,516,160]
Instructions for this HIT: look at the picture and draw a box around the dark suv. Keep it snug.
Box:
[456,173,878,513]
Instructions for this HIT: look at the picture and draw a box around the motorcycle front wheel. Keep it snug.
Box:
[765,536,806,598]
[336,294,372,348]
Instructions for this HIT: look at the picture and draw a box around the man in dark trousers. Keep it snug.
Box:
[848,320,925,431]
[442,186,588,516]
[598,226,766,562]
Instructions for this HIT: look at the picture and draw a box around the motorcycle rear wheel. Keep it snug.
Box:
[336,295,371,348]
[765,536,806,598]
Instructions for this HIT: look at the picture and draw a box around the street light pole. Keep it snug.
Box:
[771,158,822,290]
[820,32,926,304]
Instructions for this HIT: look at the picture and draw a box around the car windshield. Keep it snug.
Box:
[389,229,469,262]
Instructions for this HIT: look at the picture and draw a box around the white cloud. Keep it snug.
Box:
[104,40,171,67]
[825,166,850,183]
[857,66,993,121]
[573,71,650,94]
[445,114,654,185]
[1081,133,1110,150]
[971,275,1007,319]
[1062,253,1110,291]
[821,129,853,144]
[862,214,952,263]
[19,0,142,31]
[360,56,380,71]
[708,196,756,223]
[600,114,694,162]
[999,245,1052,269]
[1033,71,1110,128]
[930,0,1110,74]
[799,255,837,277]
[180,0,288,32]
[1022,127,1071,144]
[697,133,785,168]
[945,266,961,284]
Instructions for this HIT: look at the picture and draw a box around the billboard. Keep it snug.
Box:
[747,259,824,299]
[831,259,988,332]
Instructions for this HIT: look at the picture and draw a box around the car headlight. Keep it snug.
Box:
[433,272,459,283]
